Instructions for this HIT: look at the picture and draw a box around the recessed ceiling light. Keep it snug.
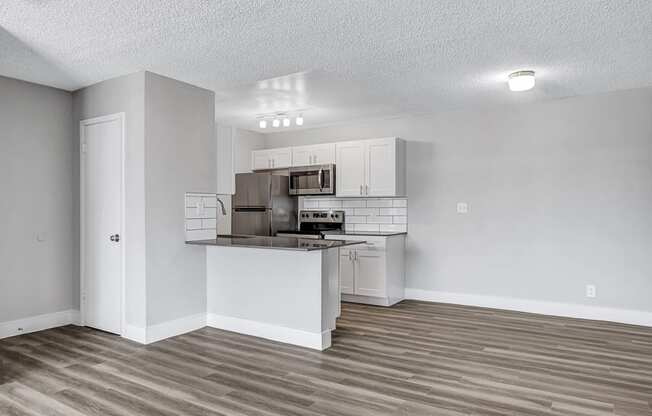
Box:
[272,118,280,128]
[259,119,267,129]
[282,117,291,127]
[508,70,536,92]
[295,115,304,126]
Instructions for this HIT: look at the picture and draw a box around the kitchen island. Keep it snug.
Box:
[187,235,364,350]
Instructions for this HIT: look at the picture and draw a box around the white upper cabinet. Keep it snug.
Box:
[336,137,406,197]
[251,147,292,170]
[291,143,335,167]
[251,150,272,170]
[336,141,366,196]
[270,148,292,169]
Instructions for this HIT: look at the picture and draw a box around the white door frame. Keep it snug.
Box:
[79,112,126,335]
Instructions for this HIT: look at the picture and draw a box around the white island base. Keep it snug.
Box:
[205,245,341,350]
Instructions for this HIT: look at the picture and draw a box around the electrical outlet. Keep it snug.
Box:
[586,284,596,298]
[456,202,468,214]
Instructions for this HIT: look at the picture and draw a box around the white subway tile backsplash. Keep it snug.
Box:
[346,216,367,224]
[366,216,393,224]
[355,223,380,232]
[318,199,342,208]
[203,197,218,208]
[186,192,218,240]
[379,224,407,232]
[365,199,393,208]
[342,199,365,208]
[379,207,407,216]
[186,207,201,218]
[299,196,408,233]
[354,208,379,216]
[303,199,319,209]
[185,229,216,241]
[201,207,217,218]
[202,218,217,229]
[186,219,203,230]
[186,196,201,208]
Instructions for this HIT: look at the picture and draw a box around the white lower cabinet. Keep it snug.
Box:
[329,234,405,306]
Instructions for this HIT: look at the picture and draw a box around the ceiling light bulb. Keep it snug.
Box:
[508,70,536,92]
[272,118,280,128]
[282,117,290,127]
[259,119,267,129]
[295,115,304,126]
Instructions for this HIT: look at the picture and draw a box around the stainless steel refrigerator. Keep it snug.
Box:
[231,173,297,236]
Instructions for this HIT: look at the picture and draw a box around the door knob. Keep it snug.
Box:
[110,234,120,242]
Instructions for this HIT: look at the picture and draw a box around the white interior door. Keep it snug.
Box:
[81,114,124,335]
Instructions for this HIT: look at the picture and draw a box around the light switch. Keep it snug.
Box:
[456,202,468,214]
[36,232,48,242]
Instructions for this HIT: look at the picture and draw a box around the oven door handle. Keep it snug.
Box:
[318,168,323,192]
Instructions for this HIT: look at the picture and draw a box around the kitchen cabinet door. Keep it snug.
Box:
[336,141,366,196]
[291,146,312,167]
[355,250,386,297]
[270,148,292,169]
[251,150,271,170]
[339,250,355,295]
[311,144,336,165]
[365,138,396,196]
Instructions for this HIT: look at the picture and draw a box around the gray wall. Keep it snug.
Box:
[0,76,74,322]
[144,72,216,326]
[72,72,147,328]
[265,87,652,312]
[234,128,265,174]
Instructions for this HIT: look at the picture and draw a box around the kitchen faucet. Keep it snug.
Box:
[216,197,227,216]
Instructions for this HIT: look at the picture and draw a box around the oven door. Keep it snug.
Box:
[289,164,335,195]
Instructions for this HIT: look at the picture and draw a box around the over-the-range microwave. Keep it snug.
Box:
[288,164,335,195]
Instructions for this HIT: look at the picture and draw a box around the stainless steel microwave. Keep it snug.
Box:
[288,164,335,195]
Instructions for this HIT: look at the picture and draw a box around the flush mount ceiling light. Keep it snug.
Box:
[272,118,280,128]
[508,70,536,92]
[258,119,267,129]
[295,114,304,126]
[282,117,291,127]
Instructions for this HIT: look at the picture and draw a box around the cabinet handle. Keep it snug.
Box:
[348,251,353,261]
[359,185,363,196]
[365,185,369,195]
[355,250,358,261]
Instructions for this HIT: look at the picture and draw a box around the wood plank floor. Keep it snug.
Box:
[1,300,651,415]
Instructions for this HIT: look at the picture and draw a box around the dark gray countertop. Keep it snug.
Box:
[186,234,365,251]
[326,231,408,237]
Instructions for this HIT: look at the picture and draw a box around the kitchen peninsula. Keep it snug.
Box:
[187,235,364,350]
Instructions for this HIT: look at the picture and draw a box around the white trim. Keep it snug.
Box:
[80,113,127,336]
[0,310,80,340]
[146,313,207,344]
[206,313,331,350]
[405,289,652,327]
[122,325,147,344]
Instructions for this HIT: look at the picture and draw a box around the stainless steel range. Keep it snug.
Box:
[276,210,344,239]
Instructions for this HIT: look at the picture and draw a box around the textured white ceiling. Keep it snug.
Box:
[1,1,651,132]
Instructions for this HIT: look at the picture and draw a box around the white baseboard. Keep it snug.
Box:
[122,324,147,344]
[146,313,207,344]
[405,288,652,327]
[206,313,331,350]
[0,309,80,340]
